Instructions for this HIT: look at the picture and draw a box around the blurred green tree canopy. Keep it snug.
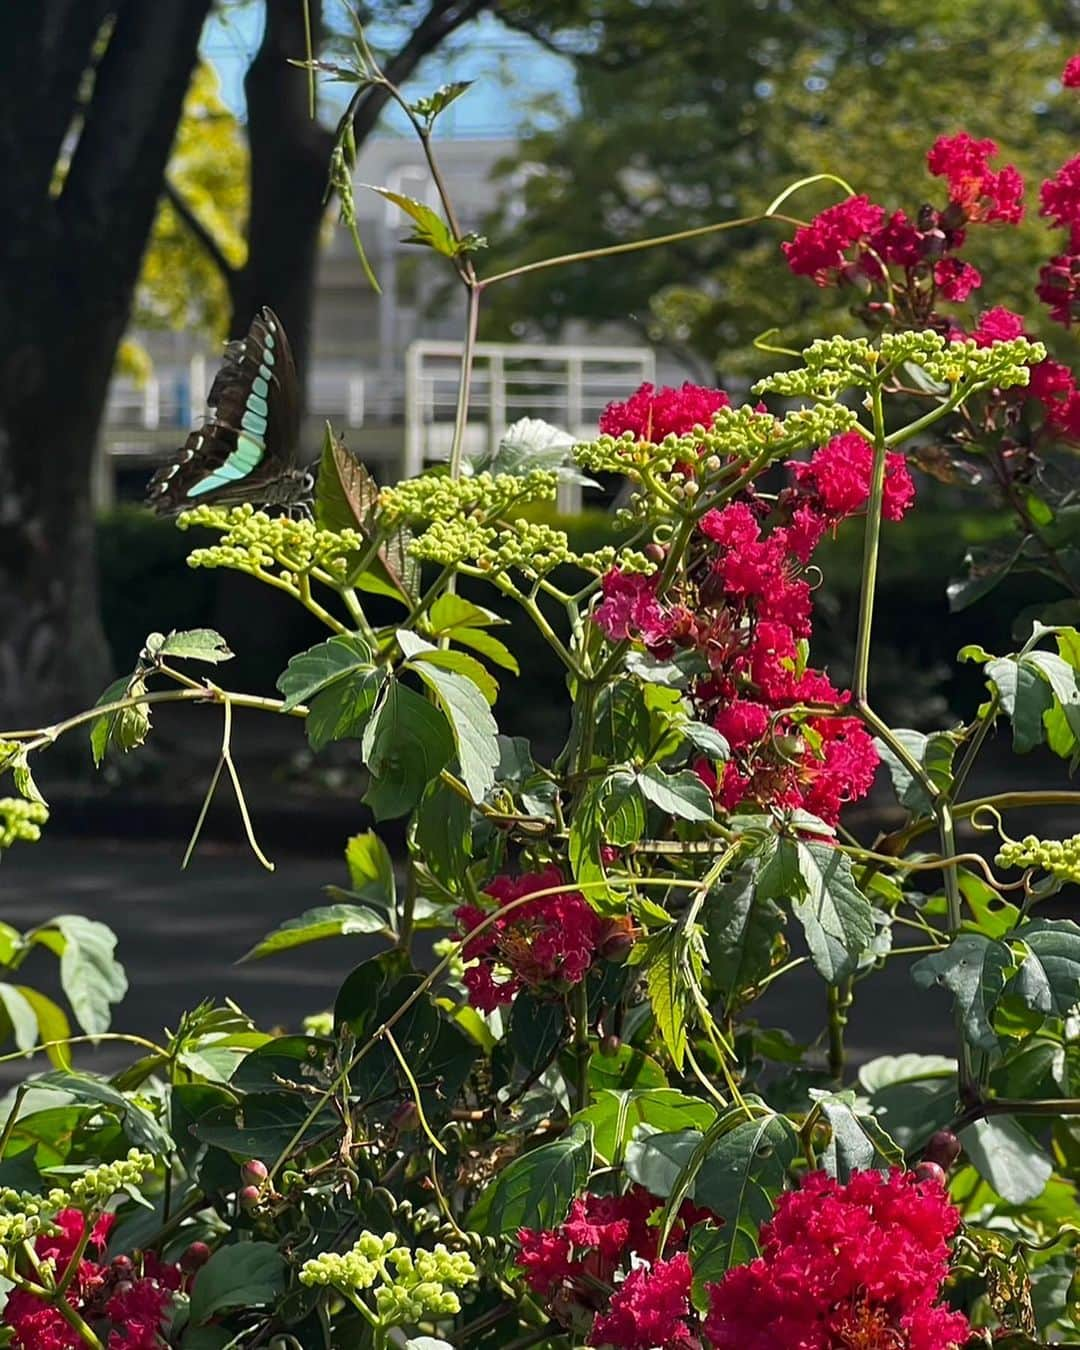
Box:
[493,0,1080,377]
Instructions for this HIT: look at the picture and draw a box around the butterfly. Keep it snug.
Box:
[146,306,313,515]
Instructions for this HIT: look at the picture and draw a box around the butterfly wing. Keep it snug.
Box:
[146,307,302,514]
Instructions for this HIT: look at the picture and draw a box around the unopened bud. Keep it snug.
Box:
[181,1241,212,1273]
[238,1185,262,1211]
[913,1161,947,1187]
[922,1130,961,1169]
[241,1159,268,1187]
[599,1034,622,1057]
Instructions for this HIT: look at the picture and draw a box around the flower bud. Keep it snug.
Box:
[181,1241,212,1273]
[238,1185,262,1211]
[241,1159,268,1187]
[913,1161,947,1188]
[390,1101,419,1134]
[599,1034,621,1057]
[600,932,634,963]
[922,1129,961,1169]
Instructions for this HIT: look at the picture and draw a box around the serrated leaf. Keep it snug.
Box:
[190,1242,286,1324]
[365,185,457,256]
[912,933,1011,1052]
[987,655,1052,753]
[873,728,956,813]
[399,630,499,704]
[703,866,785,1010]
[576,1090,714,1166]
[466,1123,592,1235]
[680,721,730,759]
[90,675,150,767]
[646,930,690,1070]
[792,842,875,983]
[414,778,472,889]
[34,1070,171,1153]
[405,660,499,803]
[361,682,453,820]
[637,765,714,822]
[812,1091,902,1180]
[156,629,233,664]
[305,665,386,751]
[411,79,474,122]
[602,770,646,847]
[240,904,388,962]
[275,633,374,712]
[31,915,127,1037]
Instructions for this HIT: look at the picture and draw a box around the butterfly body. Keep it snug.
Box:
[147,307,312,514]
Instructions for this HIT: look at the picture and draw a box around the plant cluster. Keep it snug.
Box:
[3,37,1080,1350]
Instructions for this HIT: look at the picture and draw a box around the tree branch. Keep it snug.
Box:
[163,177,236,284]
[350,0,493,145]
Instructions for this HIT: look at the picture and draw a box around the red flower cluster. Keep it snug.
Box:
[704,1168,971,1350]
[1038,155,1080,327]
[927,132,1025,224]
[1064,53,1080,89]
[455,866,629,1011]
[600,382,731,443]
[783,133,1024,321]
[518,1186,706,1349]
[594,432,912,824]
[4,1209,183,1350]
[962,306,1080,440]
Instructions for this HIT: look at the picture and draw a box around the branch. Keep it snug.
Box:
[350,0,493,146]
[163,178,237,284]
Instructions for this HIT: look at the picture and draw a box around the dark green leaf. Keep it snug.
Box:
[704,865,784,1010]
[680,721,730,759]
[625,1125,699,1197]
[189,1242,286,1324]
[399,631,499,704]
[987,655,1052,753]
[587,1045,667,1094]
[812,1091,902,1180]
[912,934,1011,1052]
[575,1089,715,1166]
[193,1091,335,1162]
[603,770,646,847]
[1010,919,1080,1018]
[90,675,150,767]
[240,905,387,962]
[361,682,454,820]
[873,728,956,813]
[637,765,714,822]
[466,1123,592,1235]
[276,633,375,712]
[792,842,875,983]
[34,1071,171,1153]
[857,1054,958,1151]
[413,778,472,889]
[510,993,565,1071]
[305,665,386,751]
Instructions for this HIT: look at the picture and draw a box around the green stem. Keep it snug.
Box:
[827,981,851,1084]
[572,980,591,1113]
[447,284,481,482]
[940,800,976,1101]
[853,382,889,705]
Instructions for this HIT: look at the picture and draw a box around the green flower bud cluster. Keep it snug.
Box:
[997,833,1080,885]
[0,797,48,848]
[300,1231,477,1326]
[481,520,576,578]
[380,471,557,527]
[578,544,620,574]
[62,1150,154,1208]
[409,518,498,568]
[755,336,881,399]
[179,505,365,587]
[917,335,1044,391]
[0,1187,60,1250]
[573,431,679,479]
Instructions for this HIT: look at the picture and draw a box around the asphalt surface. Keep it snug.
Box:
[0,835,958,1087]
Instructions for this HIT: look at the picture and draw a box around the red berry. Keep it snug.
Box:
[181,1241,212,1273]
[914,1161,947,1187]
[241,1159,268,1186]
[923,1129,961,1169]
[238,1185,262,1211]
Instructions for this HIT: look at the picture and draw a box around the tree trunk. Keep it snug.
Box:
[0,0,211,725]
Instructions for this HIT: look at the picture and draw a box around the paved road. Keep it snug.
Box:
[0,837,957,1086]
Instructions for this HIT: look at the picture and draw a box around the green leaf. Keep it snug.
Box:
[602,770,646,847]
[646,930,690,1069]
[189,1242,286,1324]
[427,596,519,672]
[365,185,457,256]
[688,1114,799,1282]
[31,915,127,1036]
[0,984,38,1054]
[466,1123,592,1235]
[703,865,785,1011]
[680,721,730,759]
[811,1091,903,1180]
[1010,919,1080,1018]
[305,665,386,752]
[34,1071,172,1153]
[510,993,565,1071]
[587,1045,667,1094]
[637,765,714,822]
[403,659,499,804]
[398,630,499,704]
[792,842,875,984]
[275,634,375,712]
[575,1089,714,1166]
[15,988,71,1070]
[873,728,956,813]
[447,626,519,674]
[345,830,396,908]
[90,675,150,767]
[912,934,1011,1052]
[239,904,388,962]
[155,629,233,664]
[410,79,473,122]
[857,1054,958,1151]
[413,779,472,890]
[625,1125,699,1198]
[960,1116,1053,1203]
[314,421,377,534]
[987,655,1052,753]
[193,1091,336,1161]
[361,682,454,820]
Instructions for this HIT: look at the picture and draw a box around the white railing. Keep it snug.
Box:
[402,340,656,479]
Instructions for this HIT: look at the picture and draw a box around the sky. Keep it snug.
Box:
[200,3,579,137]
